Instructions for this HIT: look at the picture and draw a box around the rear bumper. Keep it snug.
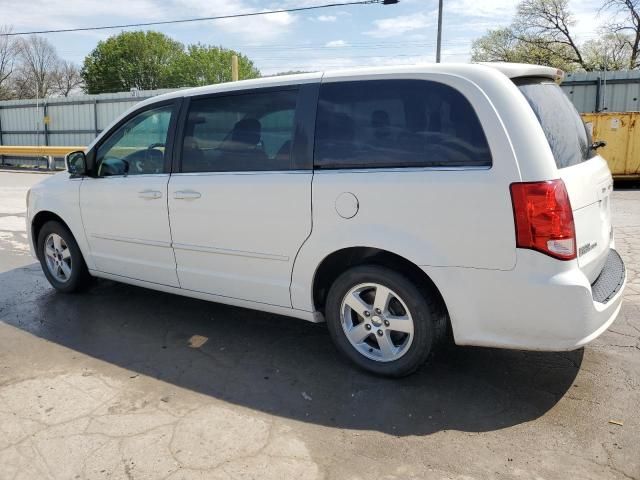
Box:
[424,248,626,351]
[591,249,625,304]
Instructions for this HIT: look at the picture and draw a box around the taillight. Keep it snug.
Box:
[510,179,576,260]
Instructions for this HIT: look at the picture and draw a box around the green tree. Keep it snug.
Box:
[167,44,260,87]
[82,31,185,93]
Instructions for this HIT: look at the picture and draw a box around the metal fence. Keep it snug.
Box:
[2,71,640,168]
[0,88,178,168]
[561,70,640,113]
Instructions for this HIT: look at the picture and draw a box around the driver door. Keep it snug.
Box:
[79,100,181,286]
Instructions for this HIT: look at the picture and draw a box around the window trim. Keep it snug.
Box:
[312,79,493,171]
[88,98,182,178]
[173,84,319,174]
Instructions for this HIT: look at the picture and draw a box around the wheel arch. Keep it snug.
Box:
[312,247,450,323]
[31,211,78,260]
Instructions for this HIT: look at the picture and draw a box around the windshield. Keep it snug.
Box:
[516,79,595,169]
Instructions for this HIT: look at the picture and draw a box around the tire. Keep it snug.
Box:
[37,220,91,293]
[325,264,446,377]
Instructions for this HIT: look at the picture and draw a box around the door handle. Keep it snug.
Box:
[138,189,162,200]
[174,190,202,200]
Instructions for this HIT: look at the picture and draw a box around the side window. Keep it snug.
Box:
[96,105,173,177]
[314,80,492,169]
[181,90,298,173]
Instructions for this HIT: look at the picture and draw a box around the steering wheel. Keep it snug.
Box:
[131,143,165,174]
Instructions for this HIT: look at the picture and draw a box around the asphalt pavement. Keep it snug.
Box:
[0,171,638,479]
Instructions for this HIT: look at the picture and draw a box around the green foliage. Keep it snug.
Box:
[82,31,184,93]
[166,44,260,87]
[82,31,260,94]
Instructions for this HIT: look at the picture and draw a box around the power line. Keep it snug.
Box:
[53,42,472,58]
[4,1,388,36]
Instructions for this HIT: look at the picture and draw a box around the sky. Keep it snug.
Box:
[0,0,610,76]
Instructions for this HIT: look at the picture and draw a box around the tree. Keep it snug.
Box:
[472,27,585,71]
[582,33,633,70]
[82,31,185,93]
[471,27,579,70]
[82,31,261,93]
[52,60,83,97]
[12,35,60,98]
[166,44,260,87]
[602,0,640,68]
[471,28,523,63]
[514,0,588,69]
[471,0,639,71]
[0,25,17,100]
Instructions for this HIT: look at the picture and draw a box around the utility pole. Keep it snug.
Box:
[231,54,239,82]
[35,92,40,147]
[435,0,443,63]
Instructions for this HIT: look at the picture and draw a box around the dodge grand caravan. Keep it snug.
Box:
[27,63,626,377]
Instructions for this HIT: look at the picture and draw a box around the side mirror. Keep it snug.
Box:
[65,150,87,176]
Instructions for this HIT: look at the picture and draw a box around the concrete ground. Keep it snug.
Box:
[0,171,638,480]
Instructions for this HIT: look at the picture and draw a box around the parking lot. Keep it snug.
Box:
[0,170,638,480]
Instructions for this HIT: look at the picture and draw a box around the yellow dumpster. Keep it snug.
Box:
[581,112,640,180]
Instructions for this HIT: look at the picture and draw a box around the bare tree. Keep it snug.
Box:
[52,60,83,96]
[471,27,581,71]
[0,25,17,99]
[515,0,588,69]
[13,35,60,99]
[602,0,640,68]
[471,0,640,72]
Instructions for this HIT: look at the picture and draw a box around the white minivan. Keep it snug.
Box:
[27,63,626,376]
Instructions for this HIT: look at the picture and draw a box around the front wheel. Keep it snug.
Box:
[325,265,446,377]
[37,220,90,293]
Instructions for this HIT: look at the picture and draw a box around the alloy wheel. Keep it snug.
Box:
[44,233,72,283]
[340,282,414,362]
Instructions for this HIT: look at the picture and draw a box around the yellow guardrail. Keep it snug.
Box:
[0,146,84,157]
[582,112,640,180]
[0,146,85,170]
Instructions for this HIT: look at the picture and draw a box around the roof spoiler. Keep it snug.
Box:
[478,62,564,83]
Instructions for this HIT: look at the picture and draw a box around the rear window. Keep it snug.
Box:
[314,79,492,169]
[517,79,595,169]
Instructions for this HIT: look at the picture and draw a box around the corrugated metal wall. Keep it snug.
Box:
[2,71,640,148]
[0,89,178,147]
[561,70,640,113]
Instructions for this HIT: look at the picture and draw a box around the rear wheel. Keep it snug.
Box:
[325,265,446,377]
[37,220,90,293]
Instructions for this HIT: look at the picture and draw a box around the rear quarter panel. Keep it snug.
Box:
[291,69,529,312]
